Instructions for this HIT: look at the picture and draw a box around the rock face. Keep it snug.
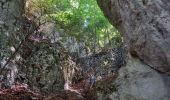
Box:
[97,0,170,99]
[76,47,126,75]
[97,0,170,74]
[0,0,26,86]
[0,0,25,32]
[0,0,65,94]
[0,0,25,58]
[114,56,169,100]
[93,56,170,100]
[69,47,125,84]
[17,37,65,94]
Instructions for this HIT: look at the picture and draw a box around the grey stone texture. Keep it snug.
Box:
[97,0,170,74]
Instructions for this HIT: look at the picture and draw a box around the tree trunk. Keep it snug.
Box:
[97,0,170,74]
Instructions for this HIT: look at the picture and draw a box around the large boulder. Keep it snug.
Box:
[97,0,170,99]
[0,0,25,32]
[96,56,170,100]
[0,0,65,94]
[114,56,170,100]
[0,0,26,87]
[18,40,65,94]
[97,0,170,74]
[0,0,26,60]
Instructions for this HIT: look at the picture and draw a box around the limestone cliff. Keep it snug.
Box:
[97,0,170,99]
[97,0,170,74]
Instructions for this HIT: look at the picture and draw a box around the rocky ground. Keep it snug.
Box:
[0,43,124,100]
[0,84,44,100]
[0,73,117,100]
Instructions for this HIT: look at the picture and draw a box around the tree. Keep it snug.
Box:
[26,0,122,52]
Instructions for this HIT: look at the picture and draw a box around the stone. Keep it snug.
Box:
[0,0,65,95]
[0,3,2,7]
[97,0,170,74]
[0,21,4,25]
[18,41,65,94]
[113,56,170,100]
[1,0,6,3]
[108,92,119,100]
[96,1,170,98]
[3,2,8,9]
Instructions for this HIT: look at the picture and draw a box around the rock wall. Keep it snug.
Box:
[97,0,170,99]
[77,47,126,74]
[94,56,170,100]
[0,0,25,34]
[0,0,26,84]
[0,0,65,94]
[97,0,170,74]
[18,41,65,94]
[114,56,169,100]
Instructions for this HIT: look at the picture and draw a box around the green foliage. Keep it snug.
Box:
[26,0,122,51]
